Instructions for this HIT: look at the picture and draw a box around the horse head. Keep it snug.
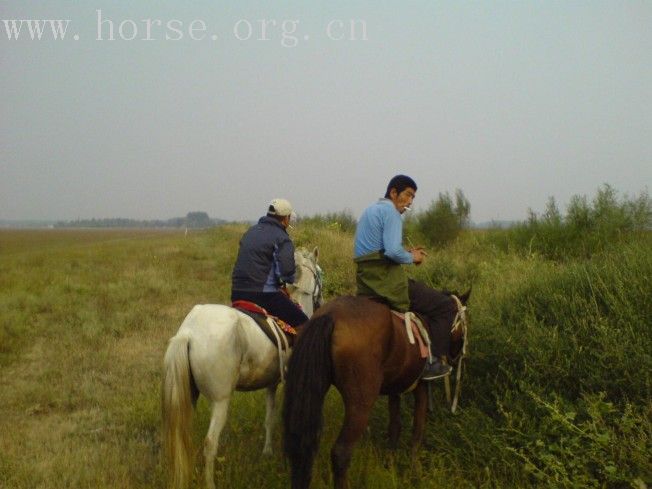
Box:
[288,246,323,317]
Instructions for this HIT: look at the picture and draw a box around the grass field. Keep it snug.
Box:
[0,225,650,488]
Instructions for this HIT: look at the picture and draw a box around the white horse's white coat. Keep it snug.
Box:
[162,247,321,489]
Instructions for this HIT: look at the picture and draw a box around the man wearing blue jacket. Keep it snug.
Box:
[354,175,456,381]
[231,198,309,328]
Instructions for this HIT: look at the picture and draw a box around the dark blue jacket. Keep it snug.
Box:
[231,216,297,293]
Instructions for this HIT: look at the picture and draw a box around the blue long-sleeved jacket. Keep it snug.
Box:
[231,216,297,292]
[354,199,413,264]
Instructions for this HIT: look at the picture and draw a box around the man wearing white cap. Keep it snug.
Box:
[231,198,309,327]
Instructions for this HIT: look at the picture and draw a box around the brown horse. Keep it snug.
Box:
[282,291,470,489]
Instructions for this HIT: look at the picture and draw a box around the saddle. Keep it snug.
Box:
[232,300,298,383]
[232,300,297,350]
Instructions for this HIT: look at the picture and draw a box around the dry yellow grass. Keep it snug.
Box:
[0,228,215,488]
[1,225,348,488]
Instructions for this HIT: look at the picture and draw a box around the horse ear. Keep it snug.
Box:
[459,287,472,304]
[312,246,319,263]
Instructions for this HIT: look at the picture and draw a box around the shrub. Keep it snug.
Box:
[488,185,651,260]
[413,189,471,248]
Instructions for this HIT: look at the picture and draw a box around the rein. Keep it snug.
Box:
[444,294,469,413]
[299,262,323,311]
[265,317,291,383]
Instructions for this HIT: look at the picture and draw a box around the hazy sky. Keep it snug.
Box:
[1,1,651,223]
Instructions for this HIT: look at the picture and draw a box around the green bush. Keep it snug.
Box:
[489,185,651,260]
[412,189,471,248]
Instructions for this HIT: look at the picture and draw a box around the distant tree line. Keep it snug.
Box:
[55,211,226,229]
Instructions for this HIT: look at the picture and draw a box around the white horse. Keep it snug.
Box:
[162,247,322,489]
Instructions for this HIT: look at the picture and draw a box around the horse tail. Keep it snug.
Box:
[283,314,334,489]
[162,333,194,489]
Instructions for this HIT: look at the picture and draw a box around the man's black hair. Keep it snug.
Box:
[385,175,417,198]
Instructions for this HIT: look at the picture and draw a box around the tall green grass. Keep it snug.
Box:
[408,225,651,487]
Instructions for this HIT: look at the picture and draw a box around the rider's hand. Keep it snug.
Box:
[410,247,427,265]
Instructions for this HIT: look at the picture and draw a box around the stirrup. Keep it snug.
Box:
[421,360,452,381]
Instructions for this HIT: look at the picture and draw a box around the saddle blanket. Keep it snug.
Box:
[232,300,296,349]
[391,311,430,359]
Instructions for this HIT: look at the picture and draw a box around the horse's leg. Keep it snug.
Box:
[388,394,401,450]
[410,383,428,455]
[331,389,379,489]
[204,397,230,489]
[263,383,277,455]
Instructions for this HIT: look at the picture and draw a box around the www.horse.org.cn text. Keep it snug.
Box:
[1,10,369,47]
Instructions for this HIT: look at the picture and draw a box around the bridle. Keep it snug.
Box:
[445,294,469,413]
[450,294,468,338]
[298,261,323,312]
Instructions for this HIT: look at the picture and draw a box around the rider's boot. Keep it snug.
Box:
[421,317,452,381]
[421,356,452,381]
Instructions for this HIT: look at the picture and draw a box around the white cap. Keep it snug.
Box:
[268,198,294,217]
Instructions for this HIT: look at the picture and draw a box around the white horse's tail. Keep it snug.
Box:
[162,333,194,489]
